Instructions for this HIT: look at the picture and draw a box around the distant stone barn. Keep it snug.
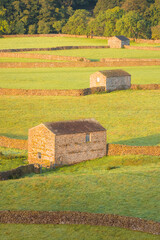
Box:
[28,119,106,167]
[90,69,131,92]
[108,36,130,48]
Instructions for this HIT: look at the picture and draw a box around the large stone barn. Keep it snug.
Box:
[90,69,131,92]
[108,36,130,48]
[28,119,106,167]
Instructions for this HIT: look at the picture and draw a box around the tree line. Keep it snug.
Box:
[0,0,160,39]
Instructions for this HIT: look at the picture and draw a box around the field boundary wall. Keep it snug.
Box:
[0,210,159,235]
[0,52,89,62]
[124,45,160,51]
[0,60,160,68]
[0,85,160,97]
[0,45,109,53]
[0,87,105,97]
[0,164,40,180]
[0,136,160,156]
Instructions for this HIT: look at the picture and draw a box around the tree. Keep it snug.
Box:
[28,24,37,34]
[0,7,10,34]
[93,0,123,16]
[37,20,51,34]
[122,0,148,13]
[151,25,160,39]
[116,11,150,38]
[62,9,91,35]
[144,3,160,27]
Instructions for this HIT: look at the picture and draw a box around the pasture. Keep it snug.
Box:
[0,37,107,49]
[0,35,160,239]
[1,224,159,240]
[34,48,160,61]
[0,91,160,146]
[0,66,160,90]
[0,155,160,222]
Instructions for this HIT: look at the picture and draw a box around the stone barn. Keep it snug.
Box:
[108,36,130,48]
[28,119,106,167]
[90,69,131,92]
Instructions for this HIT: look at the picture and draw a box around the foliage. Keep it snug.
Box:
[93,0,123,16]
[144,3,160,27]
[62,10,91,35]
[116,11,150,38]
[28,24,37,34]
[122,0,149,13]
[0,7,10,34]
[151,25,160,39]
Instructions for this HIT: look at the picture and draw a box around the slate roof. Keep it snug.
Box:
[99,69,131,78]
[114,35,129,41]
[44,119,106,135]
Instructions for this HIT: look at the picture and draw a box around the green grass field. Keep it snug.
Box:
[0,147,27,172]
[0,37,108,49]
[34,48,160,61]
[0,66,160,90]
[0,91,160,146]
[0,155,160,222]
[0,224,159,240]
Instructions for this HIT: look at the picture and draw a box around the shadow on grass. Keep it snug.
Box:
[112,134,160,146]
[1,133,27,140]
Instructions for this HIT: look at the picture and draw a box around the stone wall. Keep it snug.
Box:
[90,72,106,89]
[28,124,55,167]
[0,52,90,62]
[1,60,160,68]
[107,144,160,156]
[1,137,160,158]
[0,87,105,97]
[106,76,131,92]
[0,45,109,53]
[124,45,160,51]
[0,164,40,180]
[0,210,159,235]
[55,131,106,166]
[0,136,27,150]
[131,84,160,90]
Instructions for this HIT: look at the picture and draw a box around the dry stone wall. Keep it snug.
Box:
[0,164,40,180]
[0,52,90,62]
[0,45,109,53]
[1,60,160,68]
[1,137,160,156]
[0,210,159,235]
[107,144,160,156]
[124,45,160,51]
[0,136,27,150]
[0,87,105,97]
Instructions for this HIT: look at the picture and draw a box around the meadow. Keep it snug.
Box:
[34,48,160,61]
[0,223,160,240]
[0,91,160,146]
[0,36,160,239]
[0,155,160,222]
[0,58,64,63]
[0,37,107,49]
[0,66,160,90]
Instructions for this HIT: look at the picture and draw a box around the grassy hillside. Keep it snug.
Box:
[0,66,160,90]
[0,91,160,146]
[0,155,160,222]
[35,48,160,61]
[0,224,159,240]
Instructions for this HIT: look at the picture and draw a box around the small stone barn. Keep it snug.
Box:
[108,36,130,48]
[28,119,106,167]
[90,69,131,92]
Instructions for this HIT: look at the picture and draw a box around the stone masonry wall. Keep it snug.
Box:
[108,37,122,48]
[106,76,131,92]
[28,124,55,167]
[124,45,160,51]
[55,131,106,166]
[90,72,106,89]
[0,136,27,150]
